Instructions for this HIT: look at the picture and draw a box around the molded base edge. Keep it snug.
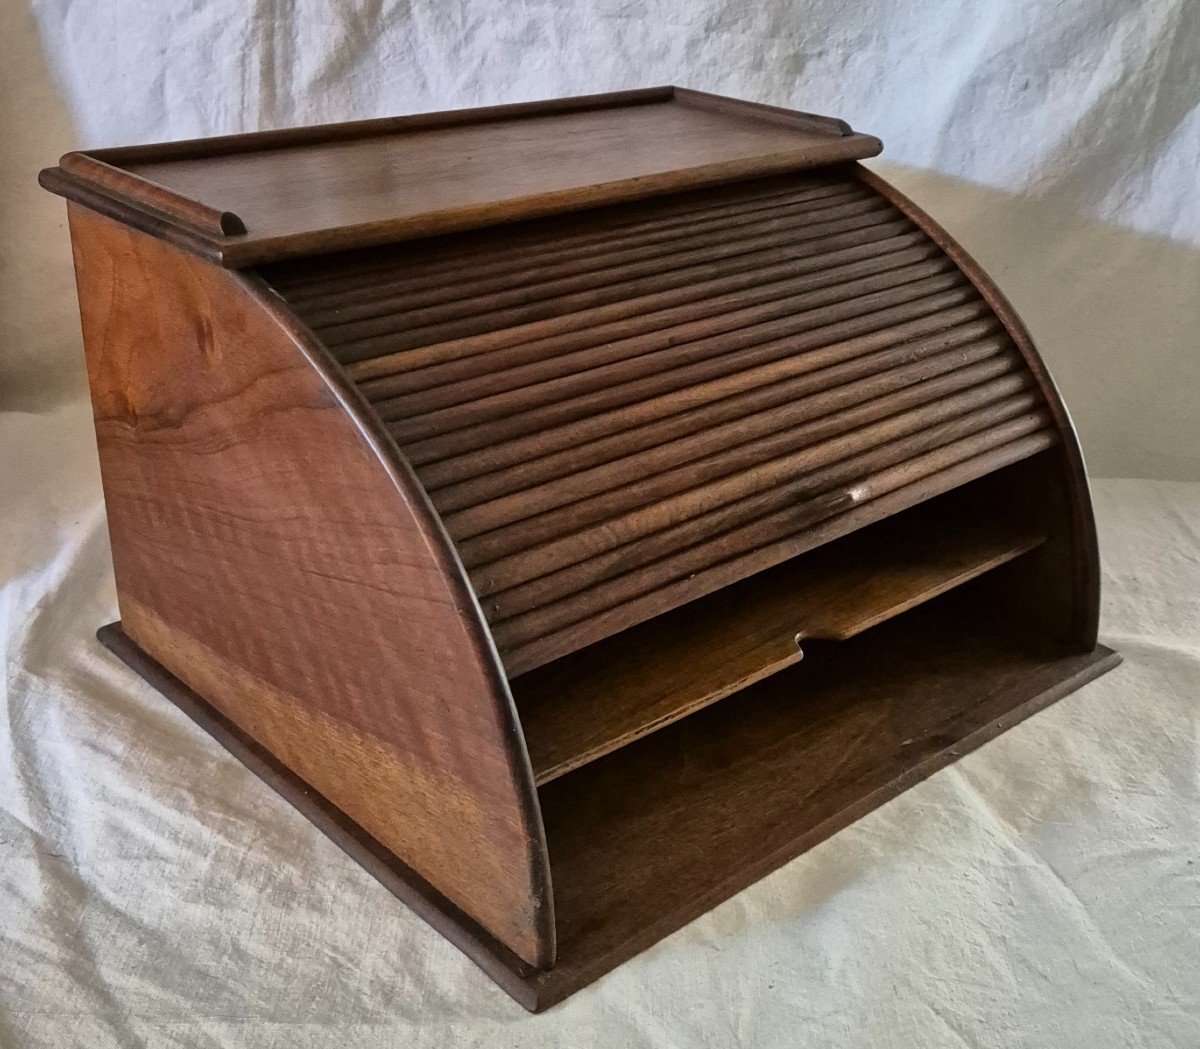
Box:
[96,622,545,1011]
[97,621,1120,1013]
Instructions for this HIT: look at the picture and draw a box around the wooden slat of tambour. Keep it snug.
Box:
[439,339,1014,533]
[329,198,896,364]
[305,188,870,326]
[420,301,996,491]
[345,225,922,397]
[292,195,871,327]
[432,324,1003,513]
[268,176,853,298]
[378,263,962,435]
[310,186,878,332]
[268,174,853,295]
[347,215,915,384]
[494,416,1055,664]
[497,426,1058,672]
[514,516,1047,785]
[382,265,964,439]
[303,191,883,327]
[490,487,854,645]
[470,356,1028,615]
[350,221,918,394]
[354,232,931,408]
[430,318,1003,512]
[466,379,1039,590]
[276,180,863,307]
[367,243,941,418]
[397,283,980,467]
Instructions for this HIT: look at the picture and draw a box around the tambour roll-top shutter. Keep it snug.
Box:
[263,169,1055,675]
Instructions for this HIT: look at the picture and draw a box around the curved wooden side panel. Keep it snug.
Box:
[66,205,554,968]
[854,165,1101,648]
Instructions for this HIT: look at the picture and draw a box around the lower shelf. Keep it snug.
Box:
[98,593,1119,1012]
[535,588,1119,1007]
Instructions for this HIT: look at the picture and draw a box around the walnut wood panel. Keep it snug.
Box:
[264,169,1073,675]
[40,88,880,267]
[66,207,553,968]
[96,622,547,1012]
[513,499,1046,785]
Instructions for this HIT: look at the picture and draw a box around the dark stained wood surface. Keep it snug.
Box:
[67,206,553,968]
[514,503,1046,784]
[267,170,1062,675]
[41,88,880,266]
[854,167,1102,650]
[535,588,1120,1009]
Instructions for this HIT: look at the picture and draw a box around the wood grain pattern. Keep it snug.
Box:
[95,622,548,1013]
[514,500,1046,785]
[67,206,553,968]
[42,88,880,266]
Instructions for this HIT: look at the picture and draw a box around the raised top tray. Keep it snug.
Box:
[39,86,881,267]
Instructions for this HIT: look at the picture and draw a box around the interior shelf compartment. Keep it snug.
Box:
[511,490,1045,786]
[534,578,1119,1002]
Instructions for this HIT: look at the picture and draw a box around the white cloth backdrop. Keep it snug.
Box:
[6,0,1200,477]
[2,0,1199,1044]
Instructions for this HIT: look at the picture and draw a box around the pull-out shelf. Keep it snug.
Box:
[515,501,1046,785]
[44,87,1120,1011]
